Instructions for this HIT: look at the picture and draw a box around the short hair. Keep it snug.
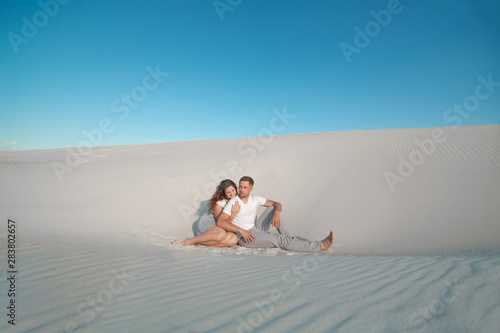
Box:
[239,176,254,186]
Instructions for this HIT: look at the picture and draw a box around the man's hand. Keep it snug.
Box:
[271,211,281,228]
[218,211,251,243]
[264,200,282,229]
[240,229,255,243]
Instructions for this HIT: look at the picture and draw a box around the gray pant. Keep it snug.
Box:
[238,207,322,252]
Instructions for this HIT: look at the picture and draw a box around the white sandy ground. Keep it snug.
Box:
[1,125,500,332]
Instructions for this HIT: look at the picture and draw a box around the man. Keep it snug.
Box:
[217,176,334,252]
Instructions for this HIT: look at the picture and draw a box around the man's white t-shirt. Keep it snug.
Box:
[222,194,267,230]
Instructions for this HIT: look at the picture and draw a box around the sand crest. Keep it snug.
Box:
[1,125,499,332]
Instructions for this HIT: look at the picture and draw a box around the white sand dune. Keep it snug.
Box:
[1,125,500,332]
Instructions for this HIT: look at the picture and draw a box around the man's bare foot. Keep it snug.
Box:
[321,230,334,251]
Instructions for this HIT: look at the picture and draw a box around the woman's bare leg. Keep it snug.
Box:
[174,225,231,247]
[190,229,238,247]
[201,232,238,247]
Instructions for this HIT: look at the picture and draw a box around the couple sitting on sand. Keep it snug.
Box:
[175,176,334,252]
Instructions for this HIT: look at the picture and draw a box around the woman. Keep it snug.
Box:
[174,179,240,247]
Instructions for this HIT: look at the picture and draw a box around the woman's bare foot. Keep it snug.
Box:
[321,230,334,251]
[172,239,187,246]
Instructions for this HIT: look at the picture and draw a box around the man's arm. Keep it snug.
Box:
[217,212,255,243]
[264,199,282,228]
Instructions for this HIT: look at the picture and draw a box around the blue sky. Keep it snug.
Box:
[1,0,499,150]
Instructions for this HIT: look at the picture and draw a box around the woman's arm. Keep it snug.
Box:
[214,201,240,222]
[213,205,223,220]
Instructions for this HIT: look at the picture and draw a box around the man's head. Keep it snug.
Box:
[238,176,254,199]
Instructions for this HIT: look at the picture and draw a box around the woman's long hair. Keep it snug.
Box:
[208,179,237,213]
